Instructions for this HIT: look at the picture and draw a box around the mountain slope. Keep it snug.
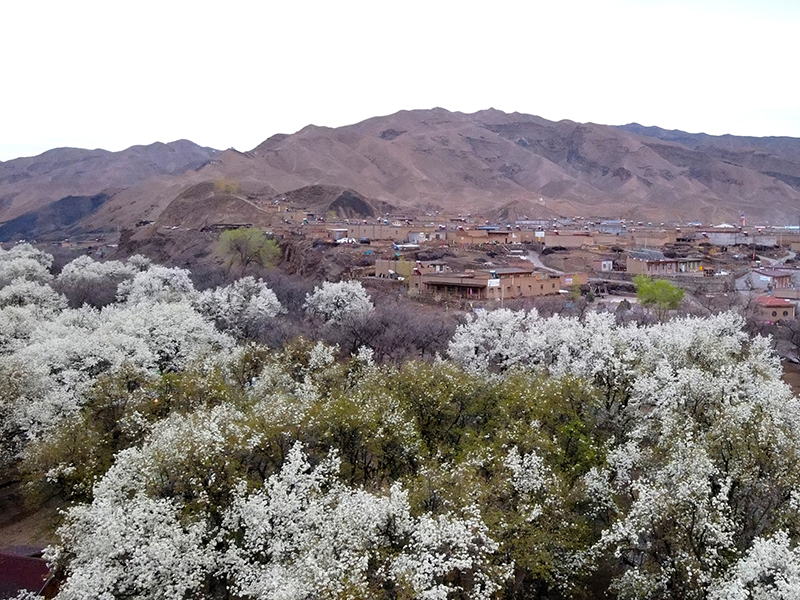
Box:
[0,192,112,242]
[617,123,800,198]
[0,140,219,222]
[4,109,800,241]
[249,108,800,222]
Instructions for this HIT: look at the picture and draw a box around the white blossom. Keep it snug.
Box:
[504,446,556,521]
[709,531,800,600]
[52,493,210,600]
[222,444,508,600]
[0,278,67,311]
[117,266,196,304]
[53,439,508,600]
[196,276,283,338]
[303,280,373,325]
[0,242,53,287]
[56,255,137,307]
[100,300,232,372]
[4,299,231,444]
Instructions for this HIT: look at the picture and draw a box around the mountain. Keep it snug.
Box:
[0,192,112,241]
[616,123,800,199]
[0,140,218,239]
[238,108,800,223]
[2,110,800,244]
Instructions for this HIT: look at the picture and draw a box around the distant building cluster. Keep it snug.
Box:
[146,202,800,320]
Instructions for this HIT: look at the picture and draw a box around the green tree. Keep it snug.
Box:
[633,274,684,320]
[218,228,280,274]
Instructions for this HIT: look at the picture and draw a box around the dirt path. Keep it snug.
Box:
[0,481,59,549]
[526,251,563,273]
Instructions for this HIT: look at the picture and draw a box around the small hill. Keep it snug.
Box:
[269,185,398,220]
[154,181,274,229]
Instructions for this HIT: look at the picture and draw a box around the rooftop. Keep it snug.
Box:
[754,295,795,307]
[480,267,535,275]
[419,275,488,288]
[754,269,794,278]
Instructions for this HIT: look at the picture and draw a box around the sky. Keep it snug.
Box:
[1,0,798,161]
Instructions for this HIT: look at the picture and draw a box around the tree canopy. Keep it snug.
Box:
[218,228,281,275]
[633,274,684,318]
[3,245,800,600]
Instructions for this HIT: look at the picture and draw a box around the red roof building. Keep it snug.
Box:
[753,295,796,322]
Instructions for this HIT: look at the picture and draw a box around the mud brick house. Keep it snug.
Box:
[410,267,560,300]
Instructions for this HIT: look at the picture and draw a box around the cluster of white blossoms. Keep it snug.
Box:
[11,242,800,600]
[303,280,374,325]
[0,243,54,287]
[450,308,800,599]
[52,439,507,600]
[55,254,143,307]
[0,250,299,469]
[196,276,284,339]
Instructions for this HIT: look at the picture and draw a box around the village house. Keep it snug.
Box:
[752,295,796,322]
[328,224,443,243]
[560,272,589,287]
[374,259,449,279]
[593,233,628,247]
[628,229,679,248]
[485,229,521,244]
[748,268,793,290]
[410,267,560,301]
[543,232,593,249]
[592,258,614,273]
[329,228,350,241]
[0,547,57,598]
[407,230,444,244]
[626,253,703,276]
[412,260,449,275]
[597,220,626,235]
[694,228,778,248]
[446,228,489,245]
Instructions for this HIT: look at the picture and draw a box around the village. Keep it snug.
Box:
[51,199,800,329]
[235,206,800,326]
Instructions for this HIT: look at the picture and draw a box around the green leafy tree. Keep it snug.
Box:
[633,274,684,319]
[218,228,280,275]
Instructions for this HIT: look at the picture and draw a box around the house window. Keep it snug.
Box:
[540,284,543,290]
[772,311,778,317]
[784,311,789,317]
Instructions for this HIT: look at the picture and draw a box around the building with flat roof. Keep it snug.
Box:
[749,269,793,290]
[410,267,560,300]
[626,254,703,276]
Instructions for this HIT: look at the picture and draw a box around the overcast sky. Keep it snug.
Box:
[1,0,797,161]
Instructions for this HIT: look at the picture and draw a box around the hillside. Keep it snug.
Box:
[617,123,800,205]
[2,110,800,243]
[0,192,112,242]
[159,109,800,225]
[0,140,218,237]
